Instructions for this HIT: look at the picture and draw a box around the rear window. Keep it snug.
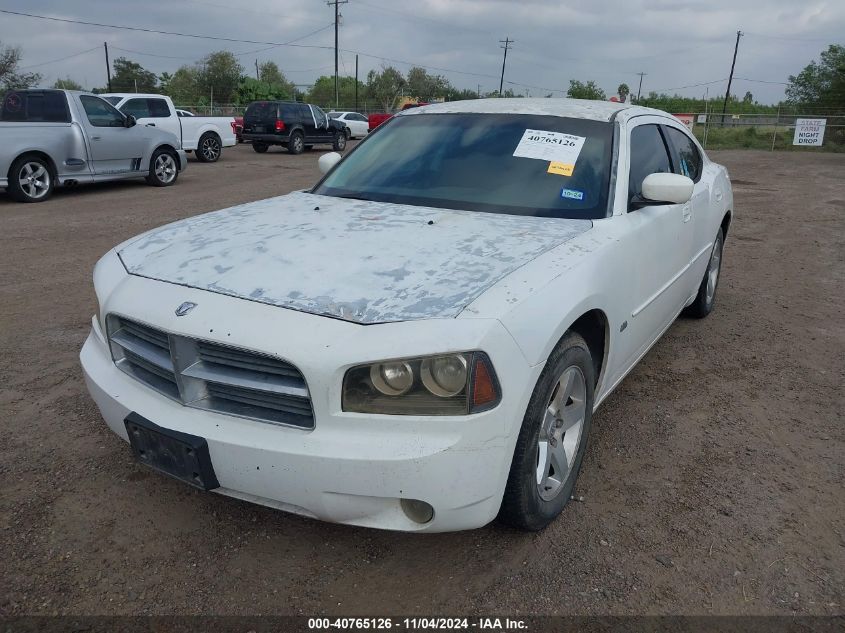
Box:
[1,90,70,123]
[245,101,277,123]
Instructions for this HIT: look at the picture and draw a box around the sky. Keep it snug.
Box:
[2,0,844,105]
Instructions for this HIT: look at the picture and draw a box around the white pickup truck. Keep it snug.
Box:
[102,94,236,163]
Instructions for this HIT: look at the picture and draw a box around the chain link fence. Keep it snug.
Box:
[677,112,844,152]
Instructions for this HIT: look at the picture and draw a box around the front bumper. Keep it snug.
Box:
[80,276,539,532]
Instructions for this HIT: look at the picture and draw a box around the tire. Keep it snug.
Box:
[145,148,179,187]
[288,131,304,155]
[332,130,347,151]
[499,332,595,531]
[252,143,269,154]
[7,155,54,203]
[683,227,724,319]
[196,132,222,163]
[344,127,351,140]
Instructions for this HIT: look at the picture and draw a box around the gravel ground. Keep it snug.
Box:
[0,144,842,616]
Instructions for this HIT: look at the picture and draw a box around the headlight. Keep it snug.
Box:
[342,352,500,415]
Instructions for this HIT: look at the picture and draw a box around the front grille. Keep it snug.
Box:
[106,315,314,429]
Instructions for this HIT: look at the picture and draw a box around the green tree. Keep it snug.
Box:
[445,87,480,101]
[786,44,845,112]
[742,91,753,104]
[307,75,366,108]
[617,83,630,103]
[53,77,83,90]
[366,66,406,111]
[567,80,606,100]
[166,66,202,105]
[111,57,157,92]
[406,66,451,101]
[236,76,294,104]
[197,51,244,104]
[0,41,41,90]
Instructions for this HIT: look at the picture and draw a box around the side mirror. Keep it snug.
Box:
[124,114,136,128]
[641,172,694,204]
[318,152,342,175]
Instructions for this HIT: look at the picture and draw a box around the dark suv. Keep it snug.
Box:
[242,101,347,154]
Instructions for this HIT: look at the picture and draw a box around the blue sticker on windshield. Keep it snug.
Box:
[560,188,584,201]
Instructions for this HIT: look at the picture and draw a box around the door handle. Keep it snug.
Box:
[682,204,691,223]
[145,123,156,127]
[91,136,101,140]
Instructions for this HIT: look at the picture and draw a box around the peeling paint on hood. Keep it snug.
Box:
[118,192,591,324]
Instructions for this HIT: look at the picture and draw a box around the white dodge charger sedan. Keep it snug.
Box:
[81,98,733,532]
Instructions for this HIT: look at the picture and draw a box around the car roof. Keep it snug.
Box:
[397,97,668,123]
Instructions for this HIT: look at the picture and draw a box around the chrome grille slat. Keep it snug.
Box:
[106,315,313,429]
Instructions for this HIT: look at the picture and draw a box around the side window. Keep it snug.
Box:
[147,98,171,118]
[312,105,329,128]
[80,95,125,127]
[121,98,151,119]
[280,104,298,121]
[664,126,702,182]
[628,124,673,207]
[352,113,367,122]
[296,104,311,122]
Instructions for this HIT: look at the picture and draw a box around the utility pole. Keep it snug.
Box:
[354,54,359,112]
[498,37,513,97]
[721,30,743,124]
[327,0,348,108]
[477,84,481,98]
[635,72,646,102]
[255,59,260,80]
[104,42,112,92]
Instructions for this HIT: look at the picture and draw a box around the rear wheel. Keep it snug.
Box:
[344,127,352,140]
[499,332,595,531]
[196,132,222,163]
[333,130,347,151]
[252,143,269,153]
[145,149,179,187]
[288,131,304,155]
[684,227,724,318]
[8,155,54,203]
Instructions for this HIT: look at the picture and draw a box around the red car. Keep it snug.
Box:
[367,102,428,133]
[232,116,244,143]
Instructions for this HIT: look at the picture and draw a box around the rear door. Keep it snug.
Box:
[76,95,149,176]
[297,104,317,140]
[120,97,181,144]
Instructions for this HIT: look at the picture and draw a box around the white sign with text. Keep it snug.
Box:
[793,119,826,146]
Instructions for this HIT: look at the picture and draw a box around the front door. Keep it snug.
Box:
[309,105,333,142]
[77,95,150,177]
[616,120,695,369]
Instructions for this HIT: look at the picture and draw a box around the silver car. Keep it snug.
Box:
[0,89,187,203]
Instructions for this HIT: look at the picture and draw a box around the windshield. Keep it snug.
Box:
[313,113,614,219]
[102,96,121,106]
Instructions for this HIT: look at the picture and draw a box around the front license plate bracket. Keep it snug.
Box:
[124,412,220,491]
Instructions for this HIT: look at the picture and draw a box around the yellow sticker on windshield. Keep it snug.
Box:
[547,162,574,176]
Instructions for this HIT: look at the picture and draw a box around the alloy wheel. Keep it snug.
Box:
[18,162,50,200]
[201,137,220,161]
[536,366,587,501]
[155,154,177,183]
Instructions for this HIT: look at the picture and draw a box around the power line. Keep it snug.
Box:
[0,9,336,52]
[19,46,101,70]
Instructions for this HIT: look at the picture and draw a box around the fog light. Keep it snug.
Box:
[400,498,434,524]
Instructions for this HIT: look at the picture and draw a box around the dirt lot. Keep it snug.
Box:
[0,145,842,616]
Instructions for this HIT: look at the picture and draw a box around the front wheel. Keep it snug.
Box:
[145,149,179,187]
[196,132,222,163]
[684,227,724,318]
[332,130,347,151]
[499,332,595,531]
[8,155,54,202]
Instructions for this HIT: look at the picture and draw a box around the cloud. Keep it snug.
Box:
[3,0,843,103]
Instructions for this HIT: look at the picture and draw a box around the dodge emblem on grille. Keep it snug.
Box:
[175,301,197,316]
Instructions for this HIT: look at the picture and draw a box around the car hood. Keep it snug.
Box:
[118,192,591,324]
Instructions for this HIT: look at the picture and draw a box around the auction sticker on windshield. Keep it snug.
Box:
[513,129,586,165]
